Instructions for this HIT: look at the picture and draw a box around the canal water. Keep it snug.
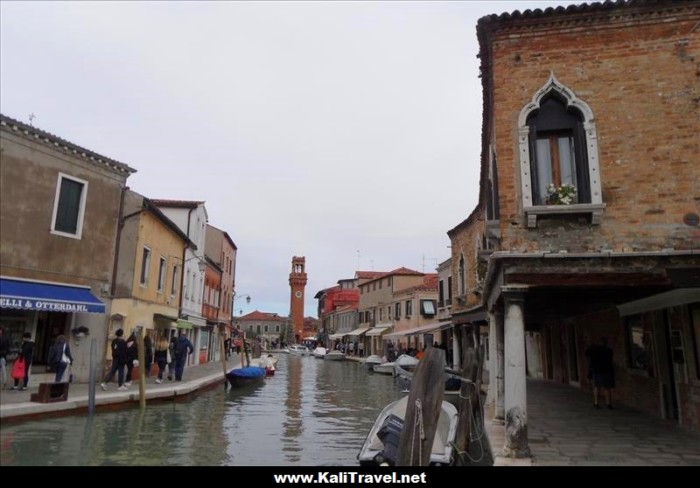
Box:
[0,354,405,466]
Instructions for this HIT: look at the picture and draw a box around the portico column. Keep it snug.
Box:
[493,310,505,423]
[502,287,530,458]
[452,329,461,371]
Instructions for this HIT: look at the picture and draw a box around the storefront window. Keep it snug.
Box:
[626,314,652,372]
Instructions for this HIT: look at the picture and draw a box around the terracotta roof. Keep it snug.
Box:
[0,113,136,176]
[388,267,423,276]
[150,199,205,208]
[238,310,286,322]
[355,271,386,279]
[477,0,685,28]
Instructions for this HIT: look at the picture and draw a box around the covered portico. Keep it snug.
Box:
[483,250,700,458]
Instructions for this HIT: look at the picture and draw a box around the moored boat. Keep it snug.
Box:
[312,346,327,358]
[288,344,310,355]
[226,366,266,388]
[324,350,345,361]
[364,355,383,371]
[357,395,458,466]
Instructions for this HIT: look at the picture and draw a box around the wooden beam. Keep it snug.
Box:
[396,346,445,466]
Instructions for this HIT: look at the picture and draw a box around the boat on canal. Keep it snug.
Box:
[357,395,458,466]
[324,350,345,361]
[312,346,327,358]
[226,366,266,388]
[289,344,310,356]
[250,354,279,376]
[363,355,384,371]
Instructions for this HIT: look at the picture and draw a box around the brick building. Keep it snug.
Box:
[449,0,700,457]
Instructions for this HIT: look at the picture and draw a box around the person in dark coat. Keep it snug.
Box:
[11,332,33,390]
[124,333,138,387]
[173,332,194,381]
[585,336,615,409]
[143,334,154,379]
[101,329,127,391]
[49,334,74,383]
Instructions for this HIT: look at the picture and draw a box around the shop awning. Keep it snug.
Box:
[153,313,178,322]
[345,326,371,336]
[0,277,105,314]
[365,326,391,337]
[328,333,345,340]
[384,321,451,340]
[176,319,193,329]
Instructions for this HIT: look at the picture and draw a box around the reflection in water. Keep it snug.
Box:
[1,354,402,466]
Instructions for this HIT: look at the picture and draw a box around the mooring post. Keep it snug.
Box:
[396,346,445,466]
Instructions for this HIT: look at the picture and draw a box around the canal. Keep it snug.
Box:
[0,354,405,466]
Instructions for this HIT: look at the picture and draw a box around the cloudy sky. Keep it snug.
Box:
[1,0,579,318]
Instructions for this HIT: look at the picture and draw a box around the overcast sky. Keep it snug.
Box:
[1,0,580,318]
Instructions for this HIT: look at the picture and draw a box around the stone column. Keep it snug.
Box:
[452,330,461,371]
[493,310,505,424]
[502,287,530,458]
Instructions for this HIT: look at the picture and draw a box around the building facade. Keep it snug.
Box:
[0,114,136,381]
[450,0,700,457]
[110,190,191,367]
[151,200,209,364]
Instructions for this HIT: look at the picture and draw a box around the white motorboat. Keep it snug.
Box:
[373,354,418,376]
[288,344,310,355]
[364,355,384,371]
[324,350,345,361]
[372,361,395,375]
[312,346,327,358]
[357,395,458,466]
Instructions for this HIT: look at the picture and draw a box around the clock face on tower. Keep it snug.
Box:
[295,291,302,298]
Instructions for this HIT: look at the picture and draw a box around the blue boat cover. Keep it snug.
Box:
[229,366,265,378]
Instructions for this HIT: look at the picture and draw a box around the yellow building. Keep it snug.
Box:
[107,190,194,361]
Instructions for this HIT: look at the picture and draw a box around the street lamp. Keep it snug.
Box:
[185,255,207,273]
[232,293,252,316]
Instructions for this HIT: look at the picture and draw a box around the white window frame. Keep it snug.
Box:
[518,72,605,228]
[50,172,89,239]
[157,256,166,293]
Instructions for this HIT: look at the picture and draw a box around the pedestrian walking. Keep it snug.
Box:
[101,329,128,391]
[143,334,154,379]
[173,332,194,381]
[124,332,138,387]
[10,332,33,390]
[48,335,73,383]
[154,336,169,384]
[585,336,615,409]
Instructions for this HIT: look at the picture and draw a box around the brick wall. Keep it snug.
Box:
[489,6,700,252]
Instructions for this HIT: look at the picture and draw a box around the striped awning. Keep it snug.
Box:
[365,326,391,337]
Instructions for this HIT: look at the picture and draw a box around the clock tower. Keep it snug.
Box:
[289,256,307,343]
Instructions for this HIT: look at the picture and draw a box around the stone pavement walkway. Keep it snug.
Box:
[0,354,241,421]
[485,378,700,466]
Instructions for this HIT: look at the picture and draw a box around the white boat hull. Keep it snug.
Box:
[357,395,458,466]
[324,351,345,361]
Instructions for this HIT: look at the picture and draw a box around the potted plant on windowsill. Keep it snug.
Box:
[545,183,576,205]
